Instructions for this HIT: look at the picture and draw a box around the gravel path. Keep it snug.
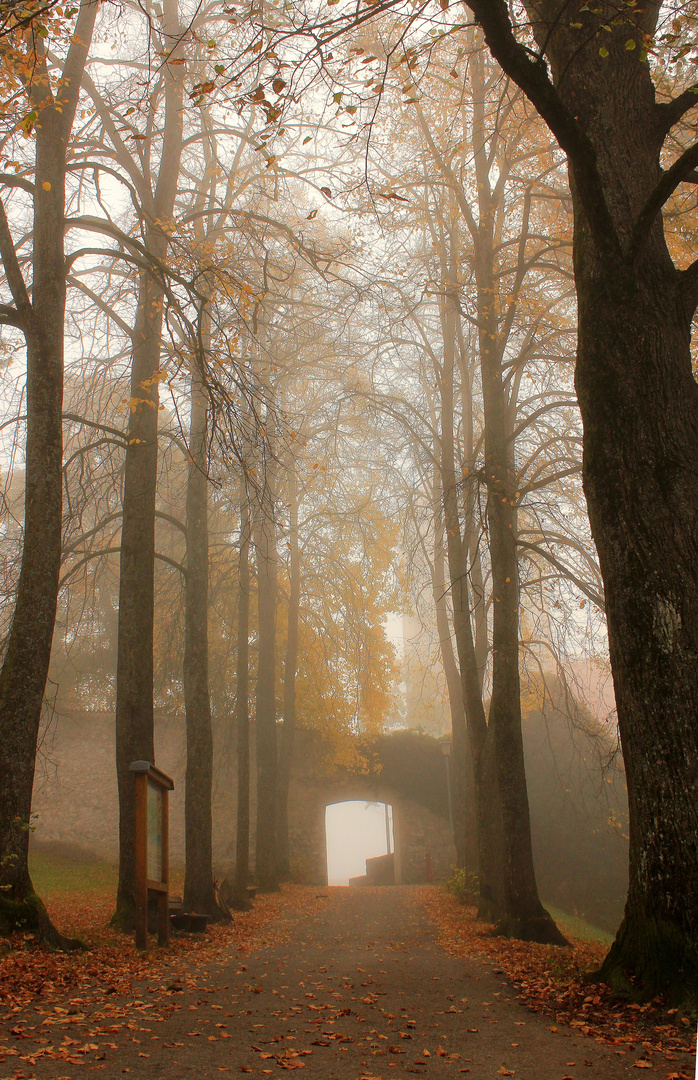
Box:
[3,886,694,1080]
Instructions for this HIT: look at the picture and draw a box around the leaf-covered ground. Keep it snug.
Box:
[0,876,295,1076]
[418,888,696,1078]
[1,883,696,1079]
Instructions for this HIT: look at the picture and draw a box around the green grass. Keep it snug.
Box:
[28,848,118,897]
[544,902,615,945]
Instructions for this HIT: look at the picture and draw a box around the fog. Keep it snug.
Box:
[325,802,394,886]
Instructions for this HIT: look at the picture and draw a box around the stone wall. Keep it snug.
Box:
[31,712,455,884]
[32,710,245,871]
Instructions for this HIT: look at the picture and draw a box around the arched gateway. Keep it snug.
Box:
[286,729,456,885]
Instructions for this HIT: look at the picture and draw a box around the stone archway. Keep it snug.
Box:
[286,730,456,886]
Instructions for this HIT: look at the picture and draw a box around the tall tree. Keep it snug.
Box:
[277,452,300,879]
[111,0,185,927]
[231,477,252,909]
[252,378,280,892]
[182,338,218,917]
[466,0,698,998]
[0,0,98,942]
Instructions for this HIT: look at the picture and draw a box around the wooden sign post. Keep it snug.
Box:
[130,760,174,951]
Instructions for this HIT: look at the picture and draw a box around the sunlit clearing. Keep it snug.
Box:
[325,801,394,886]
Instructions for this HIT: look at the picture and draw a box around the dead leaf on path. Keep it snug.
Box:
[632,1062,652,1069]
[498,1069,514,1076]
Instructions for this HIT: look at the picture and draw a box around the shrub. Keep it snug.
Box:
[445,867,478,905]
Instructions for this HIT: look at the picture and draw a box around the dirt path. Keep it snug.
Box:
[2,886,694,1080]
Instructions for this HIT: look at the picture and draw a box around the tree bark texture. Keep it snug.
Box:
[468,0,698,995]
[114,3,184,927]
[182,360,217,917]
[0,0,98,944]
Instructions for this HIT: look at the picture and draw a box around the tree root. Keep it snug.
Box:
[494,910,570,946]
[0,891,83,950]
[110,895,136,934]
[593,916,698,1006]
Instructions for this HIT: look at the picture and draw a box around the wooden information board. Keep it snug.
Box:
[130,760,174,950]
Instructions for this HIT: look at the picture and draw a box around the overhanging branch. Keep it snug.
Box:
[466,0,622,267]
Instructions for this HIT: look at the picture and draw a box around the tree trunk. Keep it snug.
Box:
[559,24,698,1001]
[0,0,97,945]
[582,271,698,997]
[182,356,218,918]
[113,254,166,929]
[438,254,505,921]
[431,479,474,872]
[478,264,564,942]
[230,482,252,910]
[277,459,300,880]
[466,53,566,944]
[113,3,184,928]
[470,0,698,997]
[253,448,279,892]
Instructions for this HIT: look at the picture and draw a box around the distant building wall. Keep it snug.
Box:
[31,713,455,885]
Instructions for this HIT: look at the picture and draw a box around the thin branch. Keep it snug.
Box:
[629,140,698,263]
[466,0,622,267]
[0,197,32,328]
[656,85,698,136]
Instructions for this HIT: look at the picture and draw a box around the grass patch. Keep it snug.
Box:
[544,902,615,945]
[29,848,118,897]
